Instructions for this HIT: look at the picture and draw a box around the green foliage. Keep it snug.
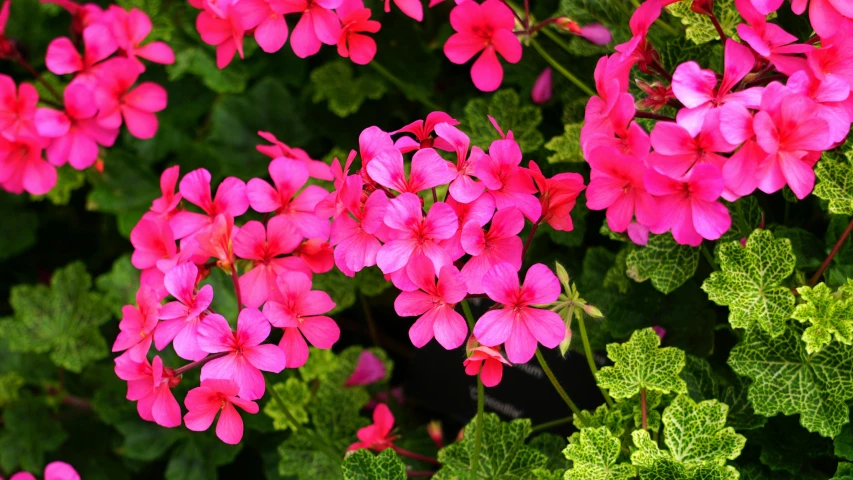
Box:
[596,328,688,400]
[1,262,112,372]
[563,427,636,480]
[464,89,544,153]
[342,449,407,480]
[0,399,68,473]
[666,0,742,44]
[626,234,699,294]
[0,194,38,261]
[545,123,585,164]
[264,378,311,431]
[815,157,853,215]
[311,61,387,118]
[792,282,853,354]
[702,229,796,337]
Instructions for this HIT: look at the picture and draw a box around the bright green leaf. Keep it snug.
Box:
[666,0,741,44]
[814,157,853,215]
[342,449,407,480]
[626,234,699,294]
[792,282,853,354]
[596,328,687,399]
[545,123,584,163]
[563,426,636,480]
[264,378,311,431]
[464,89,544,154]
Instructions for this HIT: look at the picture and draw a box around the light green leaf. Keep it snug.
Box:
[342,449,407,480]
[563,427,636,480]
[0,372,24,407]
[464,89,544,154]
[311,60,386,118]
[814,157,853,215]
[264,378,311,431]
[792,282,853,354]
[702,229,795,337]
[545,123,584,163]
[596,328,687,399]
[626,234,699,294]
[728,322,853,437]
[666,0,741,44]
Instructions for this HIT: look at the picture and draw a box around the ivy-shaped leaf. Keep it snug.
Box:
[573,404,631,438]
[666,0,741,44]
[728,322,853,437]
[264,378,311,431]
[0,262,112,372]
[626,234,699,294]
[529,433,569,479]
[814,157,853,215]
[464,89,544,153]
[311,60,386,118]
[702,229,795,337]
[792,282,853,354]
[433,413,547,479]
[596,328,688,399]
[563,427,636,480]
[342,449,407,480]
[545,123,584,163]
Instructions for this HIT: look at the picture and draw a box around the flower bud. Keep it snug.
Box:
[583,304,603,318]
[555,262,570,291]
[531,68,553,105]
[427,421,444,448]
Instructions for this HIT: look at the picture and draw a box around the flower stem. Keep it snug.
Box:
[368,61,442,112]
[708,13,727,42]
[810,216,853,286]
[635,111,675,121]
[701,244,719,271]
[534,348,589,426]
[576,312,614,407]
[530,415,573,433]
[360,294,381,347]
[13,52,63,105]
[529,38,596,97]
[521,221,539,261]
[470,375,485,476]
[230,263,243,311]
[394,446,440,465]
[461,299,476,330]
[641,388,648,430]
[406,472,435,478]
[173,352,228,376]
[267,379,302,428]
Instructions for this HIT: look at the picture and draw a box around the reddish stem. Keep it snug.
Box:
[62,394,93,411]
[810,216,853,287]
[173,352,229,376]
[527,17,560,35]
[635,111,675,121]
[521,222,540,261]
[650,61,673,82]
[230,262,243,311]
[640,388,648,430]
[393,446,440,466]
[708,13,726,42]
[13,53,63,106]
[407,472,435,478]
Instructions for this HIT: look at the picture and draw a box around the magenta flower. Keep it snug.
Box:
[337,0,381,65]
[196,0,246,68]
[154,262,213,361]
[263,271,339,368]
[115,355,182,427]
[585,146,657,233]
[786,69,852,144]
[443,0,521,92]
[358,125,394,167]
[345,350,387,387]
[247,157,329,240]
[112,285,160,362]
[614,0,661,59]
[106,6,175,67]
[34,83,119,170]
[644,163,732,246]
[130,217,177,270]
[394,255,468,349]
[348,403,396,451]
[366,147,455,194]
[234,0,289,53]
[736,0,812,74]
[256,131,333,180]
[198,308,287,400]
[40,462,80,480]
[184,379,259,445]
[439,193,495,260]
[461,206,523,294]
[531,68,553,106]
[464,344,510,387]
[94,58,167,139]
[435,122,484,203]
[383,0,423,21]
[271,0,342,58]
[648,110,737,179]
[529,161,585,232]
[789,0,852,37]
[233,217,304,308]
[45,23,116,83]
[148,165,182,218]
[170,168,249,239]
[0,75,39,141]
[331,189,388,275]
[474,137,541,221]
[0,136,56,195]
[473,263,564,363]
[293,239,335,273]
[393,111,457,153]
[556,19,612,45]
[581,92,650,161]
[376,193,458,276]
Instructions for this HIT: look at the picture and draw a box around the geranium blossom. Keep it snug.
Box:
[232,216,304,308]
[115,355,182,427]
[345,350,387,386]
[184,379,259,444]
[464,343,511,387]
[0,75,39,141]
[112,285,160,362]
[336,0,380,65]
[366,146,454,194]
[271,0,342,58]
[585,146,657,233]
[460,206,523,294]
[474,137,541,221]
[170,168,249,239]
[154,262,213,361]
[348,403,396,451]
[94,58,167,139]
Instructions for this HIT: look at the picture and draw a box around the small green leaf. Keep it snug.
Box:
[311,60,386,118]
[167,46,248,94]
[792,282,853,354]
[545,123,584,163]
[814,157,853,215]
[563,426,636,480]
[96,254,139,317]
[264,378,311,431]
[666,0,741,44]
[596,328,688,399]
[702,229,795,337]
[0,372,24,407]
[342,449,407,480]
[463,89,544,153]
[626,234,699,294]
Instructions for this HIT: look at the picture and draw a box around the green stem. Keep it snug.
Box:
[531,415,573,433]
[461,299,476,330]
[267,380,301,429]
[529,38,596,97]
[534,349,589,426]
[470,375,485,476]
[369,61,442,112]
[540,27,573,55]
[701,244,719,271]
[576,312,614,407]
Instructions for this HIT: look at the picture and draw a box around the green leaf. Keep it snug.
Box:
[0,371,24,407]
[529,433,569,475]
[792,282,853,354]
[434,413,547,479]
[835,462,853,480]
[573,404,631,438]
[463,89,544,154]
[96,254,139,317]
[701,229,795,337]
[0,194,38,261]
[264,378,311,431]
[0,262,112,372]
[835,422,853,461]
[545,123,584,163]
[165,432,243,480]
[167,46,248,94]
[31,165,86,205]
[563,426,636,480]
[311,60,386,118]
[773,226,824,271]
[681,356,765,431]
[626,234,699,294]
[596,328,687,399]
[115,421,183,461]
[814,157,853,215]
[666,0,741,44]
[0,399,68,473]
[728,322,853,437]
[342,449,407,480]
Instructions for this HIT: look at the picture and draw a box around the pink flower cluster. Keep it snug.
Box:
[4,462,79,480]
[322,111,586,386]
[582,0,853,246]
[115,134,342,444]
[0,0,170,196]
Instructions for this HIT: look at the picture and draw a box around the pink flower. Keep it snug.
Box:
[528,160,585,232]
[474,138,541,221]
[293,239,335,273]
[331,190,388,275]
[198,308,287,400]
[115,355,182,427]
[315,152,362,220]
[394,255,468,349]
[196,0,246,68]
[170,168,249,239]
[271,0,342,58]
[345,350,387,387]
[614,0,661,60]
[635,80,675,113]
[376,193,458,276]
[647,109,737,179]
[464,344,510,387]
[34,83,119,169]
[434,123,484,203]
[443,0,522,92]
[154,262,213,361]
[106,6,175,66]
[234,0,289,53]
[130,217,176,270]
[0,136,56,195]
[348,403,396,451]
[735,0,812,74]
[41,0,105,35]
[44,462,80,480]
[383,0,423,22]
[247,158,330,240]
[393,111,457,153]
[556,19,612,45]
[790,0,852,37]
[473,263,564,363]
[366,147,454,194]
[196,213,237,267]
[94,58,167,139]
[232,217,304,308]
[439,193,495,260]
[256,131,332,180]
[581,92,650,161]
[531,68,553,104]
[585,146,657,233]
[0,75,39,141]
[460,206,523,294]
[184,379,259,445]
[644,163,732,246]
[786,69,852,144]
[358,125,394,168]
[112,285,160,362]
[337,0,380,65]
[263,271,339,368]
[45,23,117,81]
[672,40,763,135]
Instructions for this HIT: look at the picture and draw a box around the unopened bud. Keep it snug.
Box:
[555,17,582,35]
[583,304,603,318]
[555,262,570,291]
[427,421,444,448]
[465,335,480,356]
